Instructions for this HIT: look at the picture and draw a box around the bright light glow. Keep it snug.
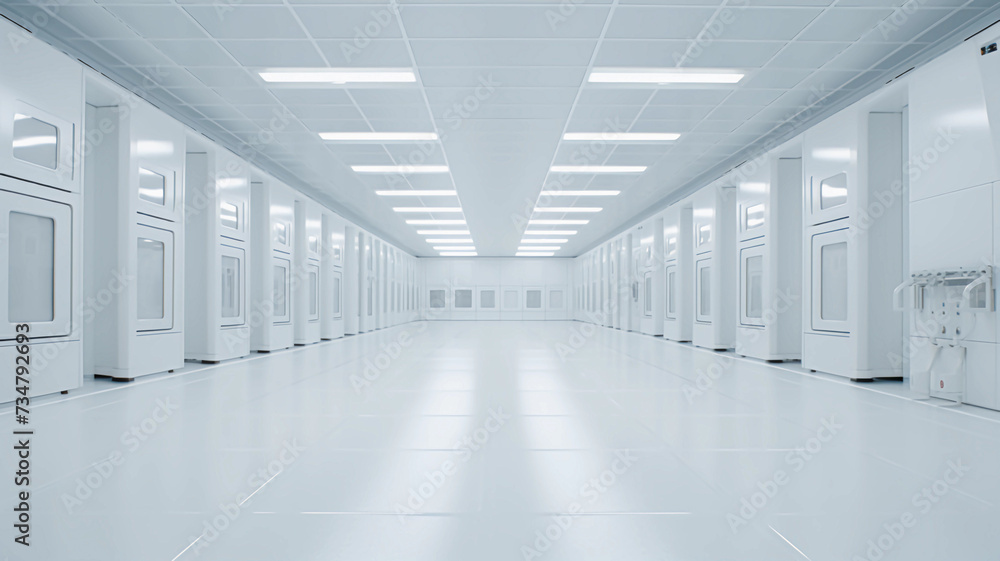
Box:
[353,165,449,173]
[524,230,576,235]
[216,177,247,188]
[321,132,438,142]
[520,239,568,244]
[588,68,744,84]
[376,190,457,196]
[427,238,473,244]
[259,68,416,84]
[529,219,589,225]
[440,252,477,257]
[641,236,654,245]
[12,136,56,148]
[563,132,679,142]
[517,252,555,257]
[519,246,560,251]
[534,207,602,213]
[811,148,852,162]
[693,208,714,218]
[740,182,767,194]
[406,219,466,225]
[416,230,470,235]
[136,140,174,156]
[539,190,620,196]
[550,165,646,173]
[434,246,476,251]
[393,207,463,213]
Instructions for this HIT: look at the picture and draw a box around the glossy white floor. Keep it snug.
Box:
[3,321,998,560]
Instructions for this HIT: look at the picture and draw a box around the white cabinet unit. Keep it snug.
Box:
[663,205,693,342]
[0,19,84,399]
[86,99,185,380]
[801,105,904,380]
[294,199,322,345]
[321,211,346,340]
[691,185,737,351]
[639,217,664,336]
[734,150,803,362]
[250,174,296,352]
[184,140,252,363]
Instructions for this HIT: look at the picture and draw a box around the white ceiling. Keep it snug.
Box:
[3,0,998,256]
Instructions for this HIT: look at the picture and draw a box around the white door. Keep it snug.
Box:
[0,184,72,339]
[220,244,246,328]
[695,258,712,324]
[739,245,765,328]
[272,255,292,324]
[811,227,851,333]
[135,223,175,332]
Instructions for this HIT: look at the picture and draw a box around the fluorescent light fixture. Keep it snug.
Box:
[523,230,577,235]
[563,133,679,142]
[393,207,463,213]
[427,238,473,244]
[440,252,477,257]
[321,132,438,142]
[434,246,476,251]
[550,165,646,173]
[376,190,457,196]
[539,190,620,196]
[520,239,568,244]
[259,68,416,84]
[534,207,602,213]
[529,220,589,225]
[519,246,560,251]
[588,68,744,84]
[416,230,470,235]
[406,219,466,225]
[353,165,449,173]
[517,252,555,257]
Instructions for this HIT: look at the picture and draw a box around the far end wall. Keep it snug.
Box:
[420,258,571,320]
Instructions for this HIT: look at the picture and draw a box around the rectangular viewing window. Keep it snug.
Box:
[821,242,848,321]
[273,264,287,317]
[697,224,712,246]
[137,237,166,320]
[220,202,239,230]
[455,289,473,309]
[549,289,564,309]
[138,168,167,206]
[699,266,711,317]
[13,114,58,170]
[221,255,240,318]
[274,222,288,246]
[745,203,765,230]
[746,255,763,319]
[819,173,848,210]
[9,212,55,322]
[480,290,496,309]
[429,289,446,309]
[525,289,542,309]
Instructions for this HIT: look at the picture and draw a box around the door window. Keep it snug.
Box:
[13,114,58,170]
[9,212,55,322]
[221,255,240,320]
[455,289,473,309]
[821,242,848,321]
[746,254,763,320]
